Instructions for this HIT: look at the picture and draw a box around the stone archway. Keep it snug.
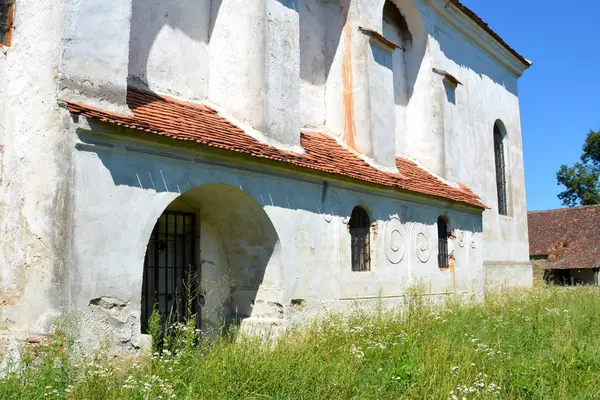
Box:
[140,184,281,337]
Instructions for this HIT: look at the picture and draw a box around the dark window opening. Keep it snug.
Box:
[0,0,15,47]
[382,0,412,46]
[494,122,508,216]
[544,268,599,286]
[141,211,198,334]
[437,216,449,269]
[350,206,371,272]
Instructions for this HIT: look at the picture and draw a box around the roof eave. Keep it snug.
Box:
[431,0,531,76]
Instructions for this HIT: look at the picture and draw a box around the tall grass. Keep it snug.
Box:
[2,286,600,399]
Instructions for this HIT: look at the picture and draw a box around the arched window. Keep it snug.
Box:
[494,121,508,215]
[437,216,449,269]
[382,1,412,46]
[350,206,371,272]
[382,1,413,154]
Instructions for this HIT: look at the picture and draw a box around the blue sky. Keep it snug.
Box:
[460,0,600,211]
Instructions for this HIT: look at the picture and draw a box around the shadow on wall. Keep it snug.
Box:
[127,0,220,88]
[387,0,427,105]
[128,0,301,90]
[179,184,280,333]
[82,124,483,237]
[432,23,519,96]
[140,181,281,336]
[299,0,346,88]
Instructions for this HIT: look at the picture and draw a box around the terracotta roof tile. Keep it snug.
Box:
[60,87,485,209]
[528,206,600,270]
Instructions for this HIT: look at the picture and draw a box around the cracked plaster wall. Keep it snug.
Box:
[0,0,71,339]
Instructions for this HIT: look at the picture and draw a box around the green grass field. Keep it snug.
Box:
[2,286,600,399]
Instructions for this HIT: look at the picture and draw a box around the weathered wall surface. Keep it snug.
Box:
[128,0,210,101]
[415,1,530,283]
[0,0,72,338]
[68,123,483,349]
[59,0,132,114]
[531,259,547,283]
[0,0,532,345]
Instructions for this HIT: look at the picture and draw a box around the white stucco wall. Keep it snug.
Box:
[0,0,70,338]
[0,0,532,345]
[420,2,530,274]
[128,0,210,101]
[67,123,483,348]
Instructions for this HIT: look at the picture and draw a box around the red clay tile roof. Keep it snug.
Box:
[450,0,531,69]
[60,87,485,209]
[528,206,600,270]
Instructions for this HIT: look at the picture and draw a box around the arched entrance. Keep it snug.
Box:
[140,184,281,336]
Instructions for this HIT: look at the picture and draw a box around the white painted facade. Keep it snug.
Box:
[0,0,531,349]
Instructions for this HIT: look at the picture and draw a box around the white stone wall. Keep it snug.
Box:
[67,123,483,348]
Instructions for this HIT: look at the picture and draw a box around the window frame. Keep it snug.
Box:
[350,206,371,272]
[437,216,449,269]
[493,122,508,216]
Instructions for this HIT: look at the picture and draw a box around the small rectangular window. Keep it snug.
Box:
[0,0,15,47]
[350,207,371,272]
[437,217,449,269]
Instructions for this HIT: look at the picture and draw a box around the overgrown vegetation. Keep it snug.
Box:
[2,286,600,399]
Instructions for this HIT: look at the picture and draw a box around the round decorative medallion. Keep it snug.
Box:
[458,230,466,248]
[384,217,406,264]
[415,231,432,263]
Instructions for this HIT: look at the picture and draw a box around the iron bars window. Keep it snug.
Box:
[350,206,371,272]
[437,216,449,269]
[0,0,15,46]
[494,123,508,215]
[141,211,197,334]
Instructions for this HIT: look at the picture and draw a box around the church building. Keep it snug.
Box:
[0,0,532,349]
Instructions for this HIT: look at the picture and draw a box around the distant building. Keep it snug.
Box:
[528,206,600,285]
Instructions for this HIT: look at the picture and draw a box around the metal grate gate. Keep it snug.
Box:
[141,211,198,334]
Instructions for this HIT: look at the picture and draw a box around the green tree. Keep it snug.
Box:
[557,129,600,207]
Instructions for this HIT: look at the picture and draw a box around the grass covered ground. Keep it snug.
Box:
[2,286,600,399]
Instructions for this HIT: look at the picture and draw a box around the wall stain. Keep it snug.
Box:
[341,22,357,150]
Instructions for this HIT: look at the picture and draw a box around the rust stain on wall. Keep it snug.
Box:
[341,22,357,150]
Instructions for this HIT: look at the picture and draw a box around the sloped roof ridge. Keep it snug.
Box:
[59,86,485,209]
[528,204,600,214]
[449,0,531,68]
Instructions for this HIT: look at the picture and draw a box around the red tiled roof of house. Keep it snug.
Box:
[60,87,485,209]
[528,205,600,270]
[449,0,531,69]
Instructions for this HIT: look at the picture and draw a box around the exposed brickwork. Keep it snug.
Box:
[60,87,485,209]
[528,205,600,270]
